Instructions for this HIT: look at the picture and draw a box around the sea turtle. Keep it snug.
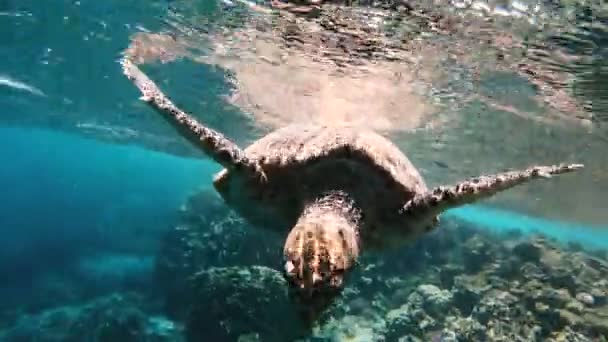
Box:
[121,57,583,298]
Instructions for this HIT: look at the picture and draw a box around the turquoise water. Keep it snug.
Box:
[446,207,608,250]
[0,126,212,312]
[1,124,607,339]
[2,0,608,340]
[1,125,605,281]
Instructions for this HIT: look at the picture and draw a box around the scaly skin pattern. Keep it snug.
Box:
[120,58,267,182]
[212,124,430,244]
[283,191,361,295]
[401,163,585,220]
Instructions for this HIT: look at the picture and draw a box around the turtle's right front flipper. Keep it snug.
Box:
[120,57,266,180]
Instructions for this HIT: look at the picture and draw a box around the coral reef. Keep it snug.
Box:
[151,189,608,341]
[2,187,607,341]
[0,293,183,342]
[154,188,283,318]
[185,265,307,341]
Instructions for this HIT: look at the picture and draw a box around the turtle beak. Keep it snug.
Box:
[282,258,304,289]
[312,272,322,284]
[282,256,322,293]
[284,260,295,274]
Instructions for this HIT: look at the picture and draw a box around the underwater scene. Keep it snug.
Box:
[2,0,608,341]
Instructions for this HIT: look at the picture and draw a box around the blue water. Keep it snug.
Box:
[0,126,217,300]
[2,125,605,287]
[2,0,608,339]
[446,207,608,250]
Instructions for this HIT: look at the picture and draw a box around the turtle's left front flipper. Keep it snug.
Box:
[401,163,584,218]
[120,57,266,181]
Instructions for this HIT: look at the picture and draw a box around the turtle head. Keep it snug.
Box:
[282,199,360,297]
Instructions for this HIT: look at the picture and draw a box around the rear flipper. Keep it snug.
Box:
[401,163,584,218]
[120,57,266,181]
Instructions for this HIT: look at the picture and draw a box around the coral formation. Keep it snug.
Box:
[0,293,183,342]
[1,189,607,341]
[150,190,608,341]
[154,188,282,318]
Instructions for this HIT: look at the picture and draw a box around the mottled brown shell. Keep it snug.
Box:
[213,124,429,234]
[122,55,584,252]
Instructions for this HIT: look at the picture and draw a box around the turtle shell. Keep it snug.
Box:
[213,124,429,236]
